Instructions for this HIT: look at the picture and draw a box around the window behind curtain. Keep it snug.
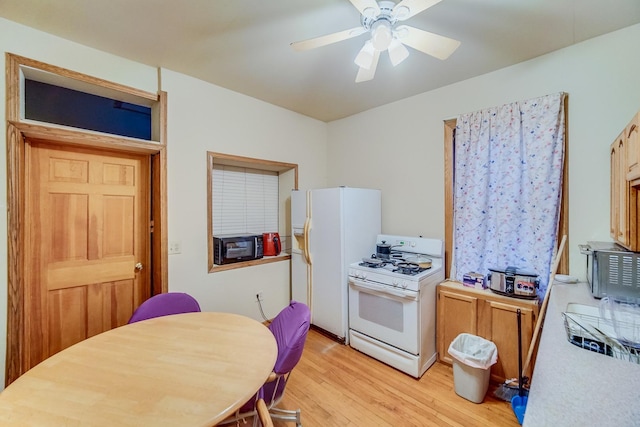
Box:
[452,92,566,295]
[212,165,278,235]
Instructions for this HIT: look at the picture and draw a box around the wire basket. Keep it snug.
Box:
[562,309,640,364]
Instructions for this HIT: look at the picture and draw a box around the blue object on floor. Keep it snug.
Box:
[511,394,528,425]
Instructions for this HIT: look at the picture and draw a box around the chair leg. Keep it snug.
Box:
[269,407,301,427]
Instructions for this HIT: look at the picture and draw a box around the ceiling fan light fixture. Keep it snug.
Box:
[394,26,410,39]
[354,41,376,69]
[371,20,393,51]
[393,5,410,20]
[388,38,409,66]
[362,6,378,19]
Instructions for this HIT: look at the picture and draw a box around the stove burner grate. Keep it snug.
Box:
[357,256,435,276]
[359,261,387,268]
[393,261,432,276]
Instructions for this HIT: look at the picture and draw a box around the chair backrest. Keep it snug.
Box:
[253,300,310,408]
[268,300,311,375]
[127,292,201,324]
[227,300,311,417]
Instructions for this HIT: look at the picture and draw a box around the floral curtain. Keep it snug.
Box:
[453,92,566,295]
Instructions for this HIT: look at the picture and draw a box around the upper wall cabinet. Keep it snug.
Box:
[611,133,630,247]
[611,111,639,251]
[626,113,640,182]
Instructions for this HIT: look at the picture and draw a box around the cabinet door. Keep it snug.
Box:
[611,140,619,239]
[619,135,631,247]
[437,289,478,364]
[483,301,534,382]
[626,114,639,181]
[611,134,630,247]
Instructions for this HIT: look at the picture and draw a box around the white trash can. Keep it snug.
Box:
[448,333,498,403]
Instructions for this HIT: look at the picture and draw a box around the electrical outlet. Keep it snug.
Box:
[168,241,181,255]
[256,292,264,302]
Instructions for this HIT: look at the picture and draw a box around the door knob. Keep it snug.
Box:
[135,262,144,271]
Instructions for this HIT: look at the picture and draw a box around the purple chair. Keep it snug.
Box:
[220,300,310,427]
[127,292,201,324]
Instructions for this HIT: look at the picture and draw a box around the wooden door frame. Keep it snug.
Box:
[5,53,168,385]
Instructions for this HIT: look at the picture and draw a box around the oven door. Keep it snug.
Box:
[348,277,419,354]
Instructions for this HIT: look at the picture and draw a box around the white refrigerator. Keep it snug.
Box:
[291,187,381,344]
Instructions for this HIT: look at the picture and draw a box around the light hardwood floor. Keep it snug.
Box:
[266,329,521,427]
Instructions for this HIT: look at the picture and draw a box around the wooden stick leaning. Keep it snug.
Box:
[522,234,567,382]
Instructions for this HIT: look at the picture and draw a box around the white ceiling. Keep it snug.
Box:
[1,0,640,122]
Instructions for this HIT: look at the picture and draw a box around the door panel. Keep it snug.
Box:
[49,193,89,261]
[103,196,135,256]
[47,286,87,356]
[87,280,135,336]
[26,140,149,369]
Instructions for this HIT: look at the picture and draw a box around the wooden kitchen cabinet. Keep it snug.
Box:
[437,280,539,383]
[437,288,478,365]
[610,111,640,251]
[626,113,640,181]
[611,133,630,247]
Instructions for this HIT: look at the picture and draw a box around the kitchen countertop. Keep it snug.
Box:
[524,281,640,426]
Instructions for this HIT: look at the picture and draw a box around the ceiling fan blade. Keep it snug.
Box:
[354,41,376,69]
[291,27,367,52]
[355,50,380,82]
[393,0,442,21]
[396,25,460,60]
[348,0,380,18]
[388,39,410,66]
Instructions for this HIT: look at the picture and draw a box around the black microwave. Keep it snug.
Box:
[213,234,263,265]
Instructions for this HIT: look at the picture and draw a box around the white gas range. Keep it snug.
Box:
[348,234,444,378]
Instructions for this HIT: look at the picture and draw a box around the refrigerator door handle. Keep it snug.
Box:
[303,217,312,265]
[303,190,312,265]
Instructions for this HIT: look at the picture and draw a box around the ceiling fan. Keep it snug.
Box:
[291,0,460,83]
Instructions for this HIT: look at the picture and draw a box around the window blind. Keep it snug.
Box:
[212,164,278,236]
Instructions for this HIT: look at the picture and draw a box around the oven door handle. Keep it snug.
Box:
[349,278,418,301]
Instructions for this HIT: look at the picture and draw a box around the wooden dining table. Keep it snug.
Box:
[0,312,278,426]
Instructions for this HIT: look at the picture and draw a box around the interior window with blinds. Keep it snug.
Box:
[212,164,279,235]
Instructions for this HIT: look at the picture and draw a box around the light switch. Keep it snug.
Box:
[168,241,181,255]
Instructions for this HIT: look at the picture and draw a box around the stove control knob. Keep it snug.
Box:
[392,279,400,287]
[401,281,408,289]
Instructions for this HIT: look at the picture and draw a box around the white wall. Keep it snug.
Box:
[327,23,640,281]
[161,69,327,320]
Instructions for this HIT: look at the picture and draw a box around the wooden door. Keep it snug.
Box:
[24,139,150,370]
[436,287,478,364]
